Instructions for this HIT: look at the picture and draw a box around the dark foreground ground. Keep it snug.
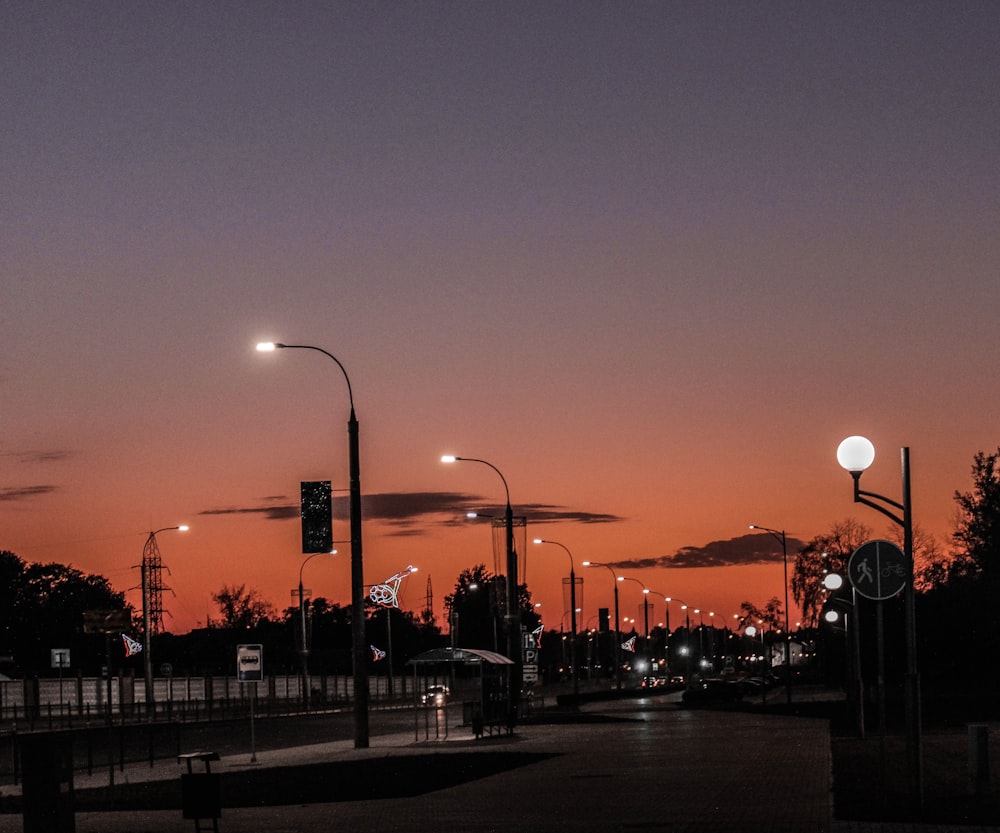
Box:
[828,690,1000,826]
[2,684,998,829]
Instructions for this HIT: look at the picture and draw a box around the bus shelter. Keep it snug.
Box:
[407,647,514,738]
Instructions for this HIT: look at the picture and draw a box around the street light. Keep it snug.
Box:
[696,610,725,669]
[823,571,865,739]
[441,454,522,720]
[837,435,921,808]
[257,341,369,748]
[645,589,671,669]
[666,597,692,680]
[533,539,579,696]
[297,550,337,709]
[582,561,622,689]
[140,525,187,717]
[617,577,650,644]
[749,524,792,705]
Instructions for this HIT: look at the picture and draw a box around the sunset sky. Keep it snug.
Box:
[3,3,998,641]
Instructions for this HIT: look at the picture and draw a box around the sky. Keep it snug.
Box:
[3,2,999,640]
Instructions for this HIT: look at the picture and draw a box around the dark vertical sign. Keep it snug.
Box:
[301,480,332,553]
[598,607,610,632]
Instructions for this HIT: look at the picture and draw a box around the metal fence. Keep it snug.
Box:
[0,672,434,729]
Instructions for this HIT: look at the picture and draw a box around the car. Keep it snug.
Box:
[668,674,685,685]
[641,675,670,688]
[421,684,449,706]
[681,678,744,706]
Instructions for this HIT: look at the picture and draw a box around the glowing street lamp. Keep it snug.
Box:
[749,524,792,704]
[582,561,622,689]
[822,570,865,738]
[533,539,578,696]
[666,597,692,679]
[441,454,522,719]
[257,341,369,748]
[837,435,920,808]
[617,577,650,643]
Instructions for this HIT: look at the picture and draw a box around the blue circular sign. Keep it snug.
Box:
[848,539,908,600]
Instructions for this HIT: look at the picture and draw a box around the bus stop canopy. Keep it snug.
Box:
[407,647,514,666]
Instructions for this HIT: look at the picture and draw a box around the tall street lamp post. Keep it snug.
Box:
[837,435,921,810]
[582,561,621,689]
[297,550,337,709]
[618,576,650,648]
[257,341,369,748]
[140,525,187,717]
[823,571,865,739]
[646,590,670,670]
[666,597,692,680]
[749,524,792,705]
[533,539,578,696]
[442,455,522,720]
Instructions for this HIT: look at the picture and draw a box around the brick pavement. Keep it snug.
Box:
[2,692,997,833]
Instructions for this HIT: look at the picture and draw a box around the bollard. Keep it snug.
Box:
[20,731,75,833]
[968,723,990,797]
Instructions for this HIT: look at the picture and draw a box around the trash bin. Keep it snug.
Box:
[463,701,484,737]
[20,730,75,833]
[178,751,221,832]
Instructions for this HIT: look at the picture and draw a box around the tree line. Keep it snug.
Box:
[4,447,999,686]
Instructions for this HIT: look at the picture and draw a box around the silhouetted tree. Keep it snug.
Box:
[952,447,1000,584]
[444,565,500,651]
[791,519,872,626]
[0,550,129,674]
[211,584,275,629]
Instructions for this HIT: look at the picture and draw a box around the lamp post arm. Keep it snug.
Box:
[452,457,511,506]
[273,343,355,412]
[851,473,906,527]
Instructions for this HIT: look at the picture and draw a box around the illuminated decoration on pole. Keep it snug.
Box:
[300,480,333,554]
[122,634,143,657]
[369,565,417,608]
[531,625,543,647]
[370,645,386,661]
[621,635,636,653]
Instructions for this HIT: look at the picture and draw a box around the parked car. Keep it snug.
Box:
[421,685,449,707]
[681,678,744,706]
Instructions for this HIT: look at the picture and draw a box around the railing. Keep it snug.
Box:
[0,673,430,729]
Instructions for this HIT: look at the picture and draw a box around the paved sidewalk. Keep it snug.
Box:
[2,695,998,833]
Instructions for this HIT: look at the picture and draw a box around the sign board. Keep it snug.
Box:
[848,539,908,600]
[51,648,71,669]
[237,644,264,682]
[83,609,131,634]
[523,664,539,683]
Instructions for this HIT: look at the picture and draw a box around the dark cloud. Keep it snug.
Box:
[520,503,624,524]
[0,485,58,502]
[1,450,73,464]
[609,533,806,570]
[198,503,300,521]
[198,491,625,536]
